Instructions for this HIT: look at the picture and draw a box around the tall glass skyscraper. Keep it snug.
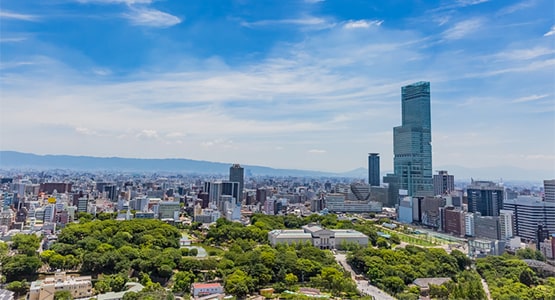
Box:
[393,81,433,196]
[368,153,380,186]
[229,164,244,201]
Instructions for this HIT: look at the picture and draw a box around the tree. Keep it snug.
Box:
[450,249,471,271]
[53,290,73,300]
[285,273,298,286]
[5,280,29,298]
[189,248,198,257]
[95,280,111,294]
[429,283,449,299]
[3,254,41,281]
[157,264,174,278]
[172,271,195,293]
[381,276,405,294]
[519,268,536,287]
[376,237,390,249]
[224,269,252,297]
[11,234,41,256]
[49,253,66,270]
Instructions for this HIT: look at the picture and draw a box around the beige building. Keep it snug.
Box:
[268,224,368,250]
[28,272,92,300]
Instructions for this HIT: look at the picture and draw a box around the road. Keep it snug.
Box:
[481,278,492,300]
[334,253,396,300]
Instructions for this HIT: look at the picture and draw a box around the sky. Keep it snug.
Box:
[0,0,554,178]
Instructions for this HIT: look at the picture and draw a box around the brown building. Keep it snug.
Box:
[40,183,72,194]
[441,206,465,237]
[420,196,445,228]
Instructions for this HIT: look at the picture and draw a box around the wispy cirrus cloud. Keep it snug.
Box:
[429,0,489,13]
[0,37,28,43]
[442,18,483,40]
[123,7,181,27]
[545,25,555,37]
[511,94,550,103]
[240,17,333,29]
[497,0,536,15]
[0,10,39,21]
[308,149,326,154]
[464,58,555,78]
[343,20,383,29]
[495,47,555,61]
[456,0,490,6]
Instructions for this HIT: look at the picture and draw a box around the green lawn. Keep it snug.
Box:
[378,226,438,247]
[191,243,224,256]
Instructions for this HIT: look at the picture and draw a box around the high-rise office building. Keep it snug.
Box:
[467,180,504,217]
[544,179,555,203]
[368,153,380,186]
[229,164,244,202]
[393,81,433,197]
[503,196,555,241]
[433,170,454,196]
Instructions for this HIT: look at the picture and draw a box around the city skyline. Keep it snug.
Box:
[1,0,554,177]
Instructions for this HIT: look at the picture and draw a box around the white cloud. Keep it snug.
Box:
[456,0,489,6]
[512,94,550,103]
[76,0,153,4]
[544,25,555,37]
[308,149,327,154]
[343,20,383,29]
[525,154,555,160]
[433,15,451,26]
[92,68,112,76]
[0,10,38,21]
[240,17,333,29]
[495,47,555,61]
[497,0,536,15]
[0,37,27,43]
[0,61,37,70]
[201,139,235,149]
[429,0,489,13]
[466,58,555,77]
[123,7,181,27]
[442,18,483,40]
[136,129,159,139]
[75,127,98,136]
[166,132,186,138]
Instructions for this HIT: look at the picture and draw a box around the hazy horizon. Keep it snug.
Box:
[1,150,553,182]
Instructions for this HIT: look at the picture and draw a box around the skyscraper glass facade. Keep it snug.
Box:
[229,164,244,201]
[368,153,380,186]
[393,81,433,196]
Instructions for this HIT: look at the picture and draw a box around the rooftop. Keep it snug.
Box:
[192,283,223,289]
[413,277,451,288]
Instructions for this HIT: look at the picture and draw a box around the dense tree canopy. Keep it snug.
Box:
[347,245,483,298]
[477,254,555,299]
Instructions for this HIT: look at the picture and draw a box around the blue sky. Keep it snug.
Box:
[1,0,554,179]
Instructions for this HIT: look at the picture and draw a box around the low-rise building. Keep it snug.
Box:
[191,283,224,298]
[268,224,368,250]
[28,272,92,300]
[96,282,144,300]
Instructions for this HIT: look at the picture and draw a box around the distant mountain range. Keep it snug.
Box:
[0,151,342,177]
[0,151,552,182]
